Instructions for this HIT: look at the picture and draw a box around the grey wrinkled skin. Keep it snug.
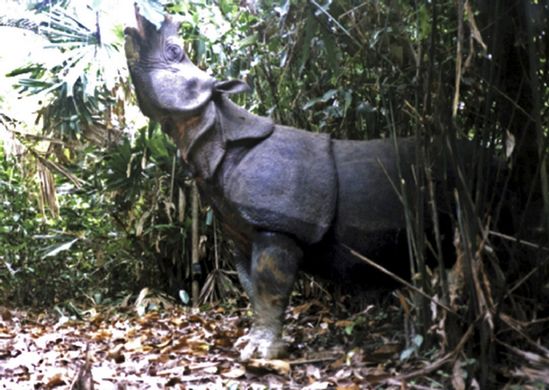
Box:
[235,232,301,361]
[124,9,472,360]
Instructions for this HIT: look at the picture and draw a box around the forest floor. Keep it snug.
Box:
[0,288,544,389]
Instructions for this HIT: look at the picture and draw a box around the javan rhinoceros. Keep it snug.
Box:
[124,10,478,360]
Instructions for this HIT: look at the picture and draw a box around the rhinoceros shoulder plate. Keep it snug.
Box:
[222,125,337,244]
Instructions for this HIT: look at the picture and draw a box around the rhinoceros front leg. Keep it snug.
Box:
[234,250,254,299]
[237,232,302,361]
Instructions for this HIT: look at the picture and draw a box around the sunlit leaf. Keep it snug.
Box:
[135,0,166,30]
[42,238,79,258]
[179,289,190,305]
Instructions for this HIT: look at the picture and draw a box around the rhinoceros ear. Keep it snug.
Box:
[214,80,252,95]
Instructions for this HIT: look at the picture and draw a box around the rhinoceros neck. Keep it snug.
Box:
[170,101,224,180]
[171,96,275,181]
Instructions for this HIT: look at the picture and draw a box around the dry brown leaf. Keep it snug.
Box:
[0,329,14,339]
[186,338,211,354]
[321,317,334,325]
[335,320,354,328]
[246,358,291,376]
[213,334,233,348]
[371,343,401,358]
[336,384,360,390]
[92,329,111,342]
[222,365,246,379]
[188,314,206,324]
[139,311,160,324]
[329,357,345,370]
[292,302,314,317]
[334,367,353,381]
[363,373,392,384]
[306,364,322,381]
[107,344,125,364]
[203,366,219,374]
[189,361,219,371]
[303,381,332,390]
[124,336,143,351]
[0,307,13,321]
[45,373,66,389]
[154,336,172,349]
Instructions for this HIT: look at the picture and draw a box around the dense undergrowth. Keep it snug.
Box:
[0,0,548,387]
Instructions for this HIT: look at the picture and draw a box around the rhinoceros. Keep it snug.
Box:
[124,10,473,360]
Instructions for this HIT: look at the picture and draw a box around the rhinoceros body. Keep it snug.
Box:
[124,10,465,359]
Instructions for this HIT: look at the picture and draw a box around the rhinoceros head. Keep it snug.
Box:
[124,7,250,122]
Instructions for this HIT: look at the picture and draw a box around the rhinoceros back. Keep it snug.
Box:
[333,138,416,256]
[223,125,337,244]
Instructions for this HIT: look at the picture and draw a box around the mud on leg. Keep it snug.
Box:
[239,232,302,360]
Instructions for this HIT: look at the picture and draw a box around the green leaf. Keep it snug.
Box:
[417,4,431,40]
[42,238,79,258]
[321,29,338,74]
[297,14,317,75]
[135,0,166,30]
[147,133,171,160]
[218,0,235,15]
[321,89,337,101]
[343,90,353,113]
[179,289,190,304]
[413,334,424,348]
[400,347,414,361]
[237,33,257,49]
[303,89,338,110]
[344,324,354,335]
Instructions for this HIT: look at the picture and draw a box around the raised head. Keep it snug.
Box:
[124,7,274,179]
[124,6,250,122]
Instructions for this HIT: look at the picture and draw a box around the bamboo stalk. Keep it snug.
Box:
[191,182,200,307]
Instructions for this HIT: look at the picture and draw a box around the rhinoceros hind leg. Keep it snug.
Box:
[237,232,302,360]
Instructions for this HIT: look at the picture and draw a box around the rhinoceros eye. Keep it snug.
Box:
[165,43,184,62]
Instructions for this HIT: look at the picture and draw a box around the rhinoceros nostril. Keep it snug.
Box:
[186,79,197,89]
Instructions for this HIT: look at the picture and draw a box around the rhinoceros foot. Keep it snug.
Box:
[236,326,286,361]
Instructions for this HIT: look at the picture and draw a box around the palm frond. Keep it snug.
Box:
[3,2,131,143]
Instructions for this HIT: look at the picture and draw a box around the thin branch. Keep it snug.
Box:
[488,230,549,252]
[309,0,361,47]
[452,0,464,118]
[382,322,475,383]
[342,244,457,316]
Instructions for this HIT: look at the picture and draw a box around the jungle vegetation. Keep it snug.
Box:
[0,0,547,387]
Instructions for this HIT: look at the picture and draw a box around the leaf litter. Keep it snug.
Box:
[0,288,547,389]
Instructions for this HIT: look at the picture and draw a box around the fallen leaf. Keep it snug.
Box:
[222,365,246,379]
[45,372,66,389]
[370,343,401,360]
[189,361,219,371]
[306,364,322,380]
[335,320,354,328]
[336,384,360,390]
[246,358,291,376]
[303,381,332,390]
[0,307,13,321]
[0,329,14,339]
[107,344,125,363]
